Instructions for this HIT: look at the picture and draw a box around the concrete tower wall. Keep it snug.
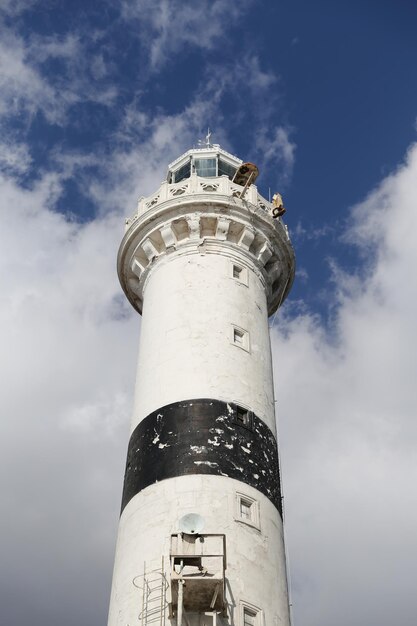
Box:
[109,476,289,626]
[109,151,295,626]
[133,250,276,433]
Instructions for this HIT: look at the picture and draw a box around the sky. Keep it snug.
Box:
[1,1,416,625]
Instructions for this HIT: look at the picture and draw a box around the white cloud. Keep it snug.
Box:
[0,0,37,16]
[86,53,282,214]
[272,143,417,626]
[86,96,220,214]
[0,168,137,624]
[243,54,277,91]
[256,125,296,181]
[0,27,117,132]
[0,32,59,121]
[93,52,293,215]
[293,220,335,242]
[0,137,32,174]
[121,0,253,69]
[192,56,295,181]
[28,32,81,62]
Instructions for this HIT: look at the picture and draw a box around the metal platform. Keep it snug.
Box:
[169,534,226,616]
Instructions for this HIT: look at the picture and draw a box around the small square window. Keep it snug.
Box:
[233,264,242,279]
[240,602,263,626]
[235,493,260,529]
[231,326,250,351]
[244,609,257,626]
[234,328,244,344]
[230,262,248,285]
[235,405,253,428]
[240,499,252,520]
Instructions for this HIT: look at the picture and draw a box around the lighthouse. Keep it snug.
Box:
[108,138,295,626]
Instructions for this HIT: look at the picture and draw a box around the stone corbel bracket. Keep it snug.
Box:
[118,200,295,317]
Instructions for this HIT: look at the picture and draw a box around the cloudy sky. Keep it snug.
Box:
[1,1,416,625]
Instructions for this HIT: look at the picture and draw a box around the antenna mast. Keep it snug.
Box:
[198,127,213,148]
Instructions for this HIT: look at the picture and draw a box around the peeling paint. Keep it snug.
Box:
[122,398,282,515]
[193,461,219,467]
[190,445,206,454]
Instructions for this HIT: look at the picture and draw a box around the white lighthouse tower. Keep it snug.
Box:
[108,138,295,626]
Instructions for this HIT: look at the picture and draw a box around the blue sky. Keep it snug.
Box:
[3,0,417,312]
[1,2,417,626]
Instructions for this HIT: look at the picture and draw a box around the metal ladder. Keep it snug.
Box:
[134,557,167,626]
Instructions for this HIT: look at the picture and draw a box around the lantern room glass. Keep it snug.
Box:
[193,158,217,177]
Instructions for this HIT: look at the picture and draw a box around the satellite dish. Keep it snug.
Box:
[178,513,205,535]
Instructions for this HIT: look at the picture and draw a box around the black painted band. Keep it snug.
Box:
[121,399,282,515]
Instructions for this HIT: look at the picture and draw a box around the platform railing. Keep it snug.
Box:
[124,174,274,231]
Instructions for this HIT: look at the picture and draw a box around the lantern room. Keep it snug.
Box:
[167,145,243,184]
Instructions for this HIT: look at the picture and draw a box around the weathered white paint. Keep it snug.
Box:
[132,250,276,433]
[109,146,295,626]
[118,186,294,317]
[108,476,290,626]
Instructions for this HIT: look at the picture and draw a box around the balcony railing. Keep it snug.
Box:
[124,174,275,231]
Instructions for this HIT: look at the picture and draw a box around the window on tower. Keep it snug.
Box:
[243,608,257,626]
[235,493,259,528]
[240,602,263,626]
[240,499,252,520]
[233,264,243,279]
[235,405,253,429]
[231,262,249,285]
[173,159,191,183]
[231,326,250,352]
[218,158,237,180]
[193,158,217,177]
[234,328,244,345]
[168,153,241,183]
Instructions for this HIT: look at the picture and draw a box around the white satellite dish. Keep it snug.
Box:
[178,513,205,535]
